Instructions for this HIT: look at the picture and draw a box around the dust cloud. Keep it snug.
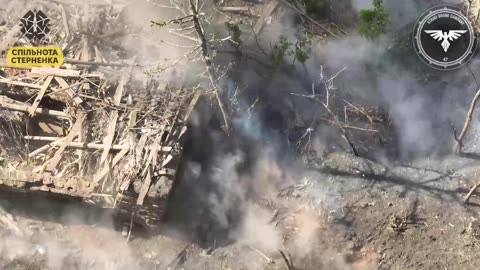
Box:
[1,0,479,269]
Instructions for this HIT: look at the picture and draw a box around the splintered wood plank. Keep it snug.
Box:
[136,170,152,205]
[31,67,81,77]
[43,114,85,176]
[114,110,138,192]
[135,134,148,164]
[28,76,54,116]
[54,77,83,105]
[93,144,130,184]
[99,66,133,164]
[142,126,165,177]
[100,112,120,163]
[183,91,202,123]
[128,110,137,142]
[177,90,202,140]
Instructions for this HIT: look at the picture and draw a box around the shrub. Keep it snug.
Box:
[271,35,311,67]
[358,0,389,40]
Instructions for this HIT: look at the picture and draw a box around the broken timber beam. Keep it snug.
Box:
[27,75,54,116]
[137,170,152,205]
[54,77,83,105]
[99,65,133,164]
[43,114,85,176]
[93,145,131,184]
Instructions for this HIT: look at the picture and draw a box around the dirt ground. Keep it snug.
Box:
[3,150,480,270]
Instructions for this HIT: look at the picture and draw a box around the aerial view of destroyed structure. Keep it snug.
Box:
[4,0,480,269]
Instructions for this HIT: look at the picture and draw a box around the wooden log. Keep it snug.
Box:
[28,137,65,158]
[24,135,172,152]
[27,76,54,116]
[217,6,249,12]
[0,79,43,89]
[0,96,69,118]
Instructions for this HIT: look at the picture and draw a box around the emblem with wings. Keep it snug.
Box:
[424,30,467,52]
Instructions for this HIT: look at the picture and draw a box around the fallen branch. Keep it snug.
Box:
[465,182,480,204]
[279,250,294,270]
[216,6,249,12]
[455,88,480,153]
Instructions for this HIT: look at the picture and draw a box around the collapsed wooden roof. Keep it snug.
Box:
[0,2,201,223]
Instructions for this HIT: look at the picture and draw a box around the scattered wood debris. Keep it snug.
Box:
[388,214,407,233]
[467,220,480,239]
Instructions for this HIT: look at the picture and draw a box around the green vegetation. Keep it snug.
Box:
[358,0,389,40]
[271,34,312,67]
[225,22,242,48]
[272,36,293,66]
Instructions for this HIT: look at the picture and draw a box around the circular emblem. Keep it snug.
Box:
[413,5,477,70]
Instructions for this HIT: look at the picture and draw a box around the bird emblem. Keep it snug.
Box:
[424,30,467,52]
